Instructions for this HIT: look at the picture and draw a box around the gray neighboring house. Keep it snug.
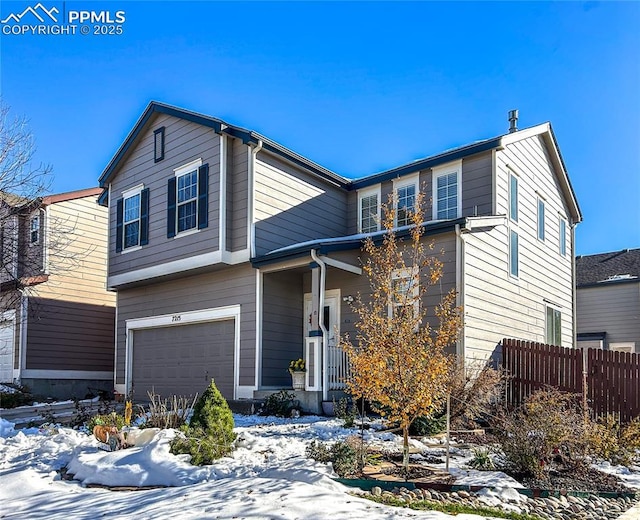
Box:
[99,102,582,410]
[576,248,640,353]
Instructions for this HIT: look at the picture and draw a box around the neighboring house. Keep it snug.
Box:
[0,188,115,399]
[576,248,640,353]
[99,102,581,410]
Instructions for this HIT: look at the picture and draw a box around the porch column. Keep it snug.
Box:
[305,265,323,391]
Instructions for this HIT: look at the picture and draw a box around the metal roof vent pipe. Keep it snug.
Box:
[508,109,519,133]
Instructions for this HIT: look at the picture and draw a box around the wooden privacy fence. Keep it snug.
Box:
[502,338,640,422]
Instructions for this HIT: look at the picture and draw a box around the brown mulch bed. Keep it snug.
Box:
[519,464,633,494]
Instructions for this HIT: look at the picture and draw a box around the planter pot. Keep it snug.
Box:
[322,400,335,416]
[291,371,306,390]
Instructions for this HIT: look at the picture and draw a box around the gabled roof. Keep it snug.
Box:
[98,103,581,223]
[42,187,102,205]
[576,248,640,287]
[98,101,348,193]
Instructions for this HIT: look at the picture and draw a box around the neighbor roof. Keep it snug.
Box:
[576,248,640,287]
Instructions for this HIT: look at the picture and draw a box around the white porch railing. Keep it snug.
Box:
[305,338,350,391]
[328,343,349,390]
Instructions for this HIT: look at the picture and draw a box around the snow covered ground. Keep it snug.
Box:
[0,413,638,520]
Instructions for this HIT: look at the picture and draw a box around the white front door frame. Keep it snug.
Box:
[304,289,340,392]
[0,310,16,383]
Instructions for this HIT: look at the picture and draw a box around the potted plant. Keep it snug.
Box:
[288,358,306,390]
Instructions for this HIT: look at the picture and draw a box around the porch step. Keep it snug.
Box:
[228,399,263,415]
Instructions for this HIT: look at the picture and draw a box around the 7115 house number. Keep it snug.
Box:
[172,315,182,322]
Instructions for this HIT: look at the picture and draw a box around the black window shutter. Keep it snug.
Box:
[197,163,209,230]
[167,177,177,238]
[115,198,124,253]
[140,188,150,246]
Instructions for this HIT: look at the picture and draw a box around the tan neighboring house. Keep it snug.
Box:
[98,102,581,411]
[576,248,640,353]
[0,188,115,399]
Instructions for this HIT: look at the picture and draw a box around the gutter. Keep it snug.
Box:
[310,249,329,402]
[249,139,263,258]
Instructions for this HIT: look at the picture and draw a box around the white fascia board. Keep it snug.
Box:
[21,370,113,380]
[107,250,222,288]
[499,123,550,146]
[318,255,362,275]
[126,305,241,331]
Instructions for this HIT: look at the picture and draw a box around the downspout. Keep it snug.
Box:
[455,224,465,364]
[17,290,27,384]
[310,249,328,401]
[249,139,263,258]
[571,221,578,349]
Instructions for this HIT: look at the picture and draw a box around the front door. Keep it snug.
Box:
[0,312,16,383]
[304,290,346,389]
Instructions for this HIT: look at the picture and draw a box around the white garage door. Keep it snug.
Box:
[132,320,235,401]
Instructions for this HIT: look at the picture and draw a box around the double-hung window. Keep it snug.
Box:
[545,305,562,346]
[432,160,462,221]
[116,185,149,253]
[358,186,380,233]
[394,176,418,228]
[167,159,209,238]
[30,215,40,244]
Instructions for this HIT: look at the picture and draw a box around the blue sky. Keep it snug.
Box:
[1,1,638,255]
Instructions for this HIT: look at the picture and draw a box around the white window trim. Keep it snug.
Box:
[509,172,518,223]
[121,184,144,252]
[509,228,519,279]
[357,185,381,233]
[393,173,419,228]
[388,266,419,319]
[537,197,546,242]
[432,159,462,221]
[544,302,562,346]
[174,158,202,235]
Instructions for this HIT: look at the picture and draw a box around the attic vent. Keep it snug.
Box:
[508,109,519,133]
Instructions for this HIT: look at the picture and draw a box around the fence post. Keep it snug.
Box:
[582,347,588,420]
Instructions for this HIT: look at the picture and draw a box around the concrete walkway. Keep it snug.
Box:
[619,501,640,519]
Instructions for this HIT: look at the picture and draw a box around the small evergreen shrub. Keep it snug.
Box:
[262,389,297,417]
[410,413,447,436]
[169,379,236,465]
[87,411,126,431]
[334,397,357,428]
[0,384,33,409]
[306,439,357,477]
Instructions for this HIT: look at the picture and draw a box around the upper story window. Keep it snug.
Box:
[154,127,165,162]
[167,159,209,238]
[394,175,418,227]
[509,229,519,278]
[30,215,40,244]
[559,217,567,256]
[432,160,462,221]
[545,305,562,346]
[537,198,546,241]
[358,186,380,233]
[116,185,149,253]
[509,173,518,222]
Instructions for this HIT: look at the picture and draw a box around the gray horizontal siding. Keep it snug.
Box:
[228,138,249,252]
[577,283,640,347]
[26,298,115,371]
[261,270,304,387]
[109,113,221,278]
[461,152,492,217]
[115,263,256,387]
[254,152,348,255]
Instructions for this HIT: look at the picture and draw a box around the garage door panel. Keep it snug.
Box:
[132,320,235,401]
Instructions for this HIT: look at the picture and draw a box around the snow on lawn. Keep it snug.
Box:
[0,414,510,520]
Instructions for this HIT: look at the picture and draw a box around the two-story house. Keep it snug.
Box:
[99,102,581,410]
[576,248,640,353]
[0,188,115,399]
